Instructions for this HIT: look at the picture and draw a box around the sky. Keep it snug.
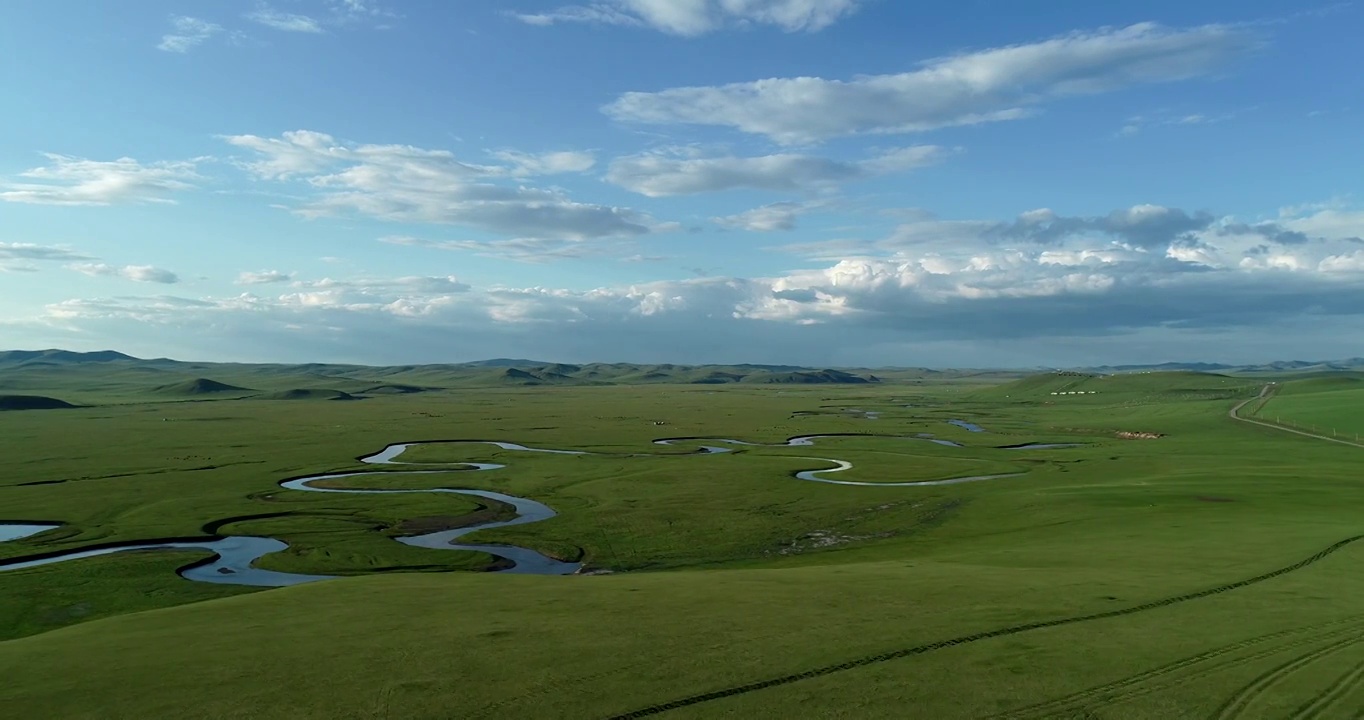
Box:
[1,0,1361,368]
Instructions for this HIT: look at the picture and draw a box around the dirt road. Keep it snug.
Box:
[1229,384,1364,449]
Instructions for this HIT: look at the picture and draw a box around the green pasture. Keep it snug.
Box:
[1250,374,1364,439]
[1,367,1362,718]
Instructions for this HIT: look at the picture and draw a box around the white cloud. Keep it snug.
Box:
[236,270,295,285]
[223,130,676,243]
[608,145,943,196]
[247,7,325,33]
[68,263,180,284]
[0,154,200,206]
[327,0,397,24]
[332,0,384,13]
[1319,251,1364,273]
[514,0,860,36]
[158,16,223,53]
[1280,208,1364,241]
[605,22,1260,143]
[221,130,349,180]
[21,203,1364,366]
[515,4,641,28]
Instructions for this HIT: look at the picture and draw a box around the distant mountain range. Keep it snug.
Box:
[0,349,890,388]
[2,349,1362,381]
[1078,359,1364,374]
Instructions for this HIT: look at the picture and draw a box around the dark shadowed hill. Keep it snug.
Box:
[0,395,77,411]
[459,358,557,368]
[356,384,429,395]
[152,378,254,397]
[739,369,873,385]
[257,389,357,401]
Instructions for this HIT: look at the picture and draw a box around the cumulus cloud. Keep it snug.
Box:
[607,145,943,196]
[158,16,223,52]
[246,7,325,33]
[236,270,295,285]
[68,263,180,284]
[0,154,200,206]
[21,201,1364,366]
[605,22,1260,143]
[1279,207,1364,241]
[514,0,861,36]
[221,130,676,243]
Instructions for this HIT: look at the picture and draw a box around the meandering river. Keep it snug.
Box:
[1,431,1068,586]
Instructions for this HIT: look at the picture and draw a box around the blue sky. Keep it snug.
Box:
[1,0,1361,367]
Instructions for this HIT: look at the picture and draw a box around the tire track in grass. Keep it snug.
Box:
[1210,634,1364,719]
[992,617,1364,719]
[606,535,1364,719]
[1290,655,1364,719]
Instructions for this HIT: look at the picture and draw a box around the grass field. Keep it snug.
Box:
[1246,374,1364,441]
[1,362,1362,718]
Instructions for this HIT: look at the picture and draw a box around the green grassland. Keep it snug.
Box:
[1246,374,1364,439]
[1,361,1362,718]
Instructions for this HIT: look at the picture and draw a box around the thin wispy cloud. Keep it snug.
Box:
[1118,108,1250,136]
[515,0,862,36]
[247,7,325,33]
[157,16,223,53]
[714,201,824,232]
[0,243,94,262]
[607,146,945,196]
[606,22,1263,143]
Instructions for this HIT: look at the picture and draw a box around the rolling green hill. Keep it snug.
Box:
[977,370,1259,403]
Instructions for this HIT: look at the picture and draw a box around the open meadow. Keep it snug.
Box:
[1243,374,1364,442]
[2,358,1363,718]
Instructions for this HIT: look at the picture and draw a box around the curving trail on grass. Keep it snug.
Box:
[605,393,1364,719]
[607,534,1364,719]
[0,431,1058,586]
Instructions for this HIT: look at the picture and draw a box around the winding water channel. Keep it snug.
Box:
[0,432,1074,587]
